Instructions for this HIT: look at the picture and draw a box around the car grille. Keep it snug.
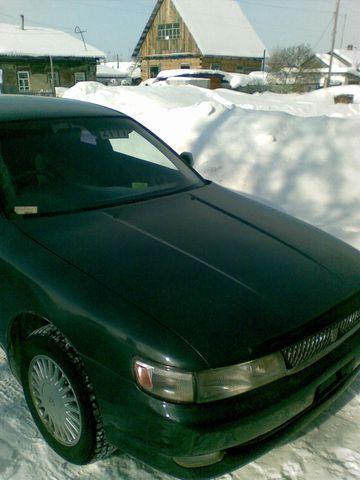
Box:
[282,308,360,370]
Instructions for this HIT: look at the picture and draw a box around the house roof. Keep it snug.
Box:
[133,0,266,58]
[172,0,265,57]
[0,23,105,58]
[334,49,360,76]
[97,62,141,79]
[313,49,360,77]
[105,61,141,78]
[96,65,126,78]
[314,53,348,73]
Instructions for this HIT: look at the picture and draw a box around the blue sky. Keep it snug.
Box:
[0,0,359,60]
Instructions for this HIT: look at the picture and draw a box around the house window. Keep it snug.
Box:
[150,66,160,78]
[17,71,30,92]
[180,64,190,69]
[158,23,180,40]
[211,64,221,71]
[47,71,60,86]
[74,72,86,83]
[236,65,245,73]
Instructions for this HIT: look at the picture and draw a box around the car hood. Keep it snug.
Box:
[17,183,360,366]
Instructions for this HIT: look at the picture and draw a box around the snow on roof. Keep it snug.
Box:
[314,49,360,77]
[314,53,348,73]
[0,23,105,58]
[133,0,266,58]
[97,65,125,78]
[105,61,141,78]
[97,63,141,79]
[171,0,266,57]
[334,49,360,76]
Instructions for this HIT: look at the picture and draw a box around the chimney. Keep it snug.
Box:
[20,14,24,30]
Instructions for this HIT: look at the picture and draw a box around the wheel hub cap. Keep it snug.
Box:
[29,355,82,446]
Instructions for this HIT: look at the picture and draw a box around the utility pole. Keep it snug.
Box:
[262,49,266,72]
[325,0,341,88]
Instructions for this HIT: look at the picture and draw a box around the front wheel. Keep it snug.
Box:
[20,324,113,464]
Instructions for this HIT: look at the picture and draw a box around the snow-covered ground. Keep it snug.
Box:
[1,83,360,479]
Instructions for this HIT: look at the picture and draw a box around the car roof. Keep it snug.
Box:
[0,95,125,123]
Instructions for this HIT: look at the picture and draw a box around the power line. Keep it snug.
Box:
[312,17,334,49]
[239,0,335,15]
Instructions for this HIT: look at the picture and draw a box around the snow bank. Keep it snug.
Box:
[64,82,360,250]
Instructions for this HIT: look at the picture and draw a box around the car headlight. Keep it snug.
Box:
[195,352,286,402]
[134,352,286,404]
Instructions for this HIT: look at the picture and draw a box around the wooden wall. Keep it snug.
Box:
[0,58,97,94]
[140,0,200,59]
[141,56,202,79]
[202,57,263,73]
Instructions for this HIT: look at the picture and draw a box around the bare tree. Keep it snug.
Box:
[267,44,315,92]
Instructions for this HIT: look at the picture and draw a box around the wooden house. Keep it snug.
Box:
[132,0,266,80]
[0,18,105,95]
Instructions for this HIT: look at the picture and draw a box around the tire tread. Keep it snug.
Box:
[29,324,115,462]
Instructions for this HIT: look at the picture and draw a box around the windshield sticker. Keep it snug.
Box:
[99,129,130,140]
[14,206,38,215]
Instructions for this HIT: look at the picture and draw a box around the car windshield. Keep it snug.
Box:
[0,116,203,216]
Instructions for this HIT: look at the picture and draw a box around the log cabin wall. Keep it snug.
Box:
[140,0,201,79]
[140,0,200,58]
[201,57,263,73]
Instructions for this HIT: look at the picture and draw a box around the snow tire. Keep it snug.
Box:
[20,324,115,465]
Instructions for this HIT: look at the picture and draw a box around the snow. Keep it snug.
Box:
[1,82,360,479]
[333,49,360,77]
[104,62,141,79]
[157,69,225,80]
[154,69,259,89]
[315,53,349,73]
[0,23,104,58]
[171,0,266,57]
[97,65,125,78]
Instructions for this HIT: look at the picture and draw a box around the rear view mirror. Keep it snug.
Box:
[180,151,194,167]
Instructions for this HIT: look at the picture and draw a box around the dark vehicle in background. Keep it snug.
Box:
[0,95,359,479]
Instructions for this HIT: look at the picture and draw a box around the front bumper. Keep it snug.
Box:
[86,327,360,479]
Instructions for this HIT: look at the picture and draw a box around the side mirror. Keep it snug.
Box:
[180,151,194,167]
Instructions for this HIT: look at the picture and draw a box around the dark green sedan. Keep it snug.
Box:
[0,95,359,479]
